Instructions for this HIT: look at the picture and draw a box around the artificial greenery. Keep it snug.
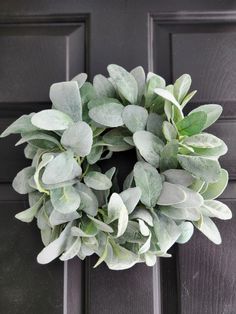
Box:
[1,64,232,270]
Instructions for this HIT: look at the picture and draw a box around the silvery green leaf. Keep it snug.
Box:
[37,222,72,264]
[80,82,97,104]
[181,90,197,108]
[145,74,166,107]
[42,150,81,185]
[163,85,174,121]
[162,169,194,187]
[123,171,134,190]
[12,166,35,194]
[31,109,73,131]
[87,215,114,233]
[15,195,44,223]
[138,219,150,236]
[124,136,134,146]
[200,200,232,220]
[84,171,112,190]
[201,169,228,200]
[60,237,82,261]
[0,113,37,137]
[176,112,207,136]
[130,66,145,103]
[71,73,87,88]
[49,210,81,226]
[93,74,116,98]
[144,252,157,266]
[28,191,42,207]
[87,145,103,165]
[107,193,129,237]
[177,155,221,183]
[162,121,177,141]
[103,127,132,152]
[122,105,148,133]
[159,140,178,172]
[194,216,222,244]
[16,131,61,149]
[93,238,111,268]
[131,208,154,226]
[189,178,205,193]
[119,187,142,214]
[157,182,186,206]
[154,88,183,114]
[153,213,181,253]
[183,133,223,149]
[133,130,164,167]
[43,179,78,191]
[105,240,139,270]
[61,121,93,157]
[174,74,191,103]
[50,81,82,121]
[71,223,98,238]
[174,186,203,209]
[139,233,151,254]
[107,64,138,103]
[146,113,163,137]
[176,222,194,244]
[75,182,98,216]
[89,102,124,127]
[88,97,120,110]
[133,161,162,207]
[51,185,81,214]
[160,205,200,221]
[40,227,53,246]
[192,141,227,157]
[24,144,38,159]
[33,153,54,193]
[190,104,222,129]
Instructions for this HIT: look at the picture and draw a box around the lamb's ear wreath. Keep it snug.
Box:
[1,65,231,270]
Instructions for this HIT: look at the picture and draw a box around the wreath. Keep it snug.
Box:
[1,64,232,270]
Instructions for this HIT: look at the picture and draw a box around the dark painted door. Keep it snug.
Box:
[0,1,235,314]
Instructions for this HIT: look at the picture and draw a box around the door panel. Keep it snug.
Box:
[0,2,235,314]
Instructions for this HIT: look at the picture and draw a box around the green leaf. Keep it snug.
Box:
[146,113,163,137]
[200,200,232,220]
[138,219,150,236]
[61,121,93,157]
[0,113,37,137]
[122,105,148,133]
[131,208,153,226]
[161,206,200,221]
[75,182,98,216]
[88,97,120,110]
[174,74,191,103]
[107,64,138,103]
[16,131,61,149]
[87,144,103,165]
[133,161,162,207]
[119,187,142,214]
[130,66,145,103]
[154,88,182,113]
[60,237,82,261]
[201,169,228,200]
[93,74,116,98]
[181,90,197,108]
[157,182,186,206]
[153,213,181,253]
[173,186,203,209]
[51,185,81,214]
[71,73,87,88]
[139,233,151,254]
[190,104,222,129]
[34,153,54,193]
[50,81,82,121]
[12,166,35,194]
[107,193,129,237]
[87,215,114,233]
[177,155,221,183]
[31,109,73,131]
[194,216,222,245]
[103,127,132,152]
[133,130,164,167]
[15,195,44,223]
[159,140,178,172]
[37,222,72,264]
[89,102,124,127]
[162,121,177,141]
[183,133,223,149]
[42,151,81,185]
[162,169,194,187]
[80,82,97,104]
[71,222,98,238]
[176,222,194,244]
[176,111,207,136]
[49,210,81,226]
[145,73,166,107]
[84,171,112,190]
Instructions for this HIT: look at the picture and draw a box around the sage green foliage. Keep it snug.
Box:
[1,65,231,270]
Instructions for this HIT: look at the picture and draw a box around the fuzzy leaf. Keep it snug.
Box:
[122,105,148,133]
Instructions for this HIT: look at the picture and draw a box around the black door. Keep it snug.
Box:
[0,1,235,314]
